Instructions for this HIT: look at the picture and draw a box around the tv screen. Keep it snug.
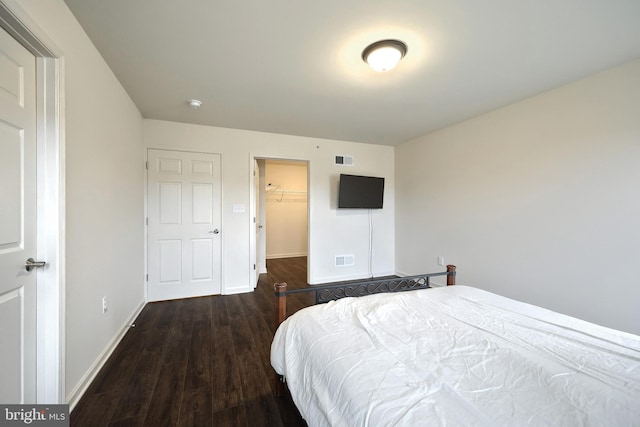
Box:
[338,174,385,209]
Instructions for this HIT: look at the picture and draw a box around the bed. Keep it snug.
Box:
[270,266,640,426]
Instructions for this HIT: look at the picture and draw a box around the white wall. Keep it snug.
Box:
[12,0,145,404]
[265,161,308,259]
[395,59,640,335]
[144,119,395,288]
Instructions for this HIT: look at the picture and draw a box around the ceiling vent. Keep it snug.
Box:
[335,155,353,166]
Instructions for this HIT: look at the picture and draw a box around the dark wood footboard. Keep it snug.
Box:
[273,265,456,396]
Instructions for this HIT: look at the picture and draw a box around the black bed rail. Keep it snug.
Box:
[278,269,454,304]
[274,266,456,329]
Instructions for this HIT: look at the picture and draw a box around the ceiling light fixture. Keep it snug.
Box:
[187,99,202,109]
[362,39,407,72]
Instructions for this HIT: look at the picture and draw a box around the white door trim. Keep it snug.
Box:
[0,1,65,404]
[249,155,311,286]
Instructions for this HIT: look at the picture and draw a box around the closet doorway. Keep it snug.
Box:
[252,159,309,286]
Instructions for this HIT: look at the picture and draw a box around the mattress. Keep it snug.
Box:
[271,285,640,426]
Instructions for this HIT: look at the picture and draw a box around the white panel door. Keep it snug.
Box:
[147,149,222,301]
[0,28,37,403]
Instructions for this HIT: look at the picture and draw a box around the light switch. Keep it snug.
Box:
[233,204,246,213]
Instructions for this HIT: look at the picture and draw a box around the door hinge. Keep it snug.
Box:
[145,274,148,282]
[253,217,256,223]
[253,264,256,270]
[145,161,148,170]
[146,217,149,226]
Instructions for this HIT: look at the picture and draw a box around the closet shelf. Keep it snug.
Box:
[266,186,307,202]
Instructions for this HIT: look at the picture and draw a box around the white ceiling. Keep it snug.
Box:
[63,0,640,146]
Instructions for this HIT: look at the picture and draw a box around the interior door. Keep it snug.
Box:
[0,27,38,403]
[147,149,222,301]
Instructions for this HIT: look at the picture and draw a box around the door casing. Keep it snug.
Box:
[250,156,311,285]
[0,0,65,404]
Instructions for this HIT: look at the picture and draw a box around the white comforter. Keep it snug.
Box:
[271,285,640,426]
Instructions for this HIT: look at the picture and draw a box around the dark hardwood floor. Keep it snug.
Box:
[71,257,312,427]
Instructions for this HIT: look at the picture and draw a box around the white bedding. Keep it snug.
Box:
[271,285,640,426]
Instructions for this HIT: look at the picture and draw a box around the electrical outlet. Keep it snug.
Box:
[102,296,108,314]
[437,256,445,266]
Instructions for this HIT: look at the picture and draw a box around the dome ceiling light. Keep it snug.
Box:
[362,39,407,72]
[187,99,202,109]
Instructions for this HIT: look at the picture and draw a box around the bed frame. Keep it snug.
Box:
[273,265,456,396]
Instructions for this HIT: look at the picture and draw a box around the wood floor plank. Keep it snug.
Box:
[226,295,272,400]
[211,405,248,427]
[108,416,144,427]
[91,330,149,395]
[183,319,212,391]
[162,336,191,370]
[211,295,229,328]
[178,387,212,427]
[191,296,212,322]
[143,361,186,427]
[145,301,178,349]
[223,294,244,323]
[71,391,122,427]
[110,344,165,422]
[170,298,197,339]
[244,301,279,390]
[243,396,285,427]
[235,344,271,401]
[223,297,255,355]
[163,300,195,368]
[211,326,244,412]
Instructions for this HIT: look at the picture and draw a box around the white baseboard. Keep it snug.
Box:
[266,252,307,259]
[223,286,253,296]
[66,301,145,410]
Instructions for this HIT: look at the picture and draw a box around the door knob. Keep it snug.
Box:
[209,229,220,234]
[25,258,46,272]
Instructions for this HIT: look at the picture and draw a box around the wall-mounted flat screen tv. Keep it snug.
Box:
[338,174,385,209]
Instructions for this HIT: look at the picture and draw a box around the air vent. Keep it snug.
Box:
[335,255,355,267]
[335,155,353,166]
